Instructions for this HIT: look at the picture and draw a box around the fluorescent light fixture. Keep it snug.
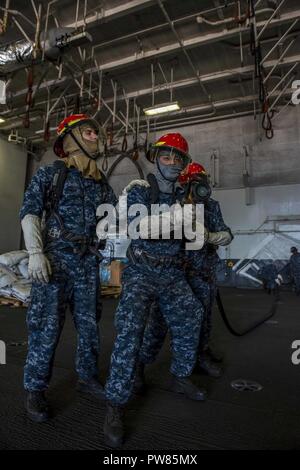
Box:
[0,117,5,123]
[143,101,180,116]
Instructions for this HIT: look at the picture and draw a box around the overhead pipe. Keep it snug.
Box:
[196,8,275,27]
[0,27,92,76]
[92,1,237,51]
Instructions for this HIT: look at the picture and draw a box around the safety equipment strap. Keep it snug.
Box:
[44,160,107,257]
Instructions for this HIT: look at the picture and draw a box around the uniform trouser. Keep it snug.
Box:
[24,251,101,391]
[292,273,300,294]
[138,272,217,366]
[104,265,204,406]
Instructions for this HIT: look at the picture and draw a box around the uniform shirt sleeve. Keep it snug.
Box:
[126,186,150,224]
[19,166,52,220]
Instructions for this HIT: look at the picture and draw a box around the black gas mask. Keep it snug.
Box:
[178,174,211,204]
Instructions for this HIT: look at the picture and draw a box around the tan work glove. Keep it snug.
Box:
[21,214,52,283]
[207,230,233,246]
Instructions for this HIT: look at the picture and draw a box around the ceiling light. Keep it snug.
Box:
[0,117,5,123]
[143,101,180,116]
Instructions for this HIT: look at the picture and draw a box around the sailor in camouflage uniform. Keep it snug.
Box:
[20,114,116,422]
[102,134,207,448]
[135,163,233,391]
[289,247,300,296]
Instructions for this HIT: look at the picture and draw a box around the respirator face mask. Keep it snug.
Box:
[190,175,212,203]
[179,174,212,203]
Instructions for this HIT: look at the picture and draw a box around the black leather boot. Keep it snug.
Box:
[198,351,223,378]
[25,391,49,423]
[171,376,207,401]
[77,377,105,398]
[206,345,224,363]
[103,403,124,448]
[133,362,146,395]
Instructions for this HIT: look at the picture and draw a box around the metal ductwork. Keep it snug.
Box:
[0,27,92,76]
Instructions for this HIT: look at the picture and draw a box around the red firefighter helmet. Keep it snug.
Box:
[54,113,99,157]
[179,162,207,184]
[147,132,191,166]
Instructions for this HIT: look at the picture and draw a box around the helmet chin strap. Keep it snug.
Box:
[69,130,99,160]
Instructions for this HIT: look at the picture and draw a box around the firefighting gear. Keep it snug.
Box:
[104,186,205,406]
[147,132,191,167]
[138,197,232,371]
[63,126,101,181]
[21,214,52,283]
[122,179,150,195]
[179,162,207,183]
[207,230,233,246]
[188,174,212,204]
[54,113,106,159]
[179,163,211,204]
[138,198,206,248]
[20,154,116,393]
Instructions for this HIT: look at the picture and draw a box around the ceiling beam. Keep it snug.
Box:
[87,8,300,72]
[65,0,162,29]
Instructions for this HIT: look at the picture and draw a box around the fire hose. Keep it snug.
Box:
[216,288,279,336]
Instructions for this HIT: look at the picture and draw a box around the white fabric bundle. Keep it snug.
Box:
[0,264,19,288]
[0,251,31,304]
[0,250,28,267]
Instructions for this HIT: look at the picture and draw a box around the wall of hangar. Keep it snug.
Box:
[0,138,27,253]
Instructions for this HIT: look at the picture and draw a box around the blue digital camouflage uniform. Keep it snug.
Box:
[290,252,300,295]
[257,263,279,291]
[105,186,204,406]
[20,164,116,391]
[139,198,231,366]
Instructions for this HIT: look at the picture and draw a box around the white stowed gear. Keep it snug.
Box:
[21,214,52,284]
[139,203,184,239]
[207,230,232,246]
[122,178,207,246]
[139,204,206,250]
[122,179,150,195]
